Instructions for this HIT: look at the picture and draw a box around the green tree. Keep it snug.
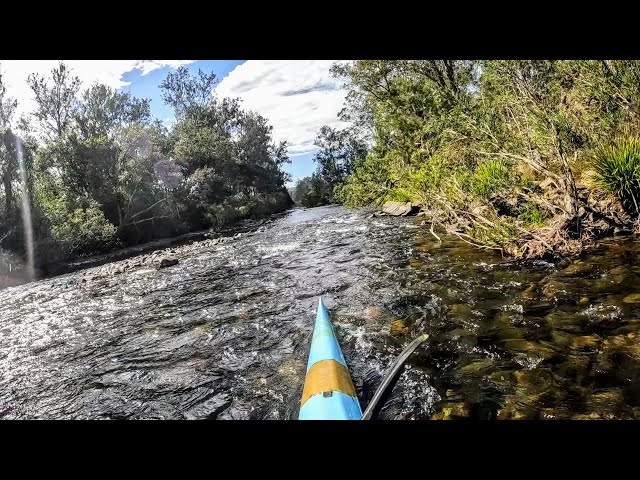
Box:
[2,61,295,272]
[292,174,331,207]
[27,62,81,140]
[313,125,367,201]
[0,69,18,222]
[332,60,640,257]
[160,67,218,118]
[161,67,292,229]
[75,83,151,138]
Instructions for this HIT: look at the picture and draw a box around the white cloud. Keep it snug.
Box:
[214,60,350,156]
[0,60,194,121]
[137,60,194,76]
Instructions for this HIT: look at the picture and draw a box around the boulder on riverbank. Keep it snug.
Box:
[381,201,419,216]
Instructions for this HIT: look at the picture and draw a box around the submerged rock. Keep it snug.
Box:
[540,407,573,420]
[573,412,604,420]
[389,319,410,336]
[607,265,632,279]
[456,358,494,376]
[431,402,469,420]
[489,370,515,386]
[593,267,638,296]
[362,306,383,321]
[409,258,423,269]
[623,293,640,303]
[546,310,585,334]
[585,389,625,414]
[551,331,601,351]
[600,334,640,361]
[541,276,591,302]
[550,330,574,348]
[520,282,538,300]
[560,261,596,277]
[277,359,305,383]
[502,339,556,360]
[157,258,179,269]
[496,398,529,420]
[448,303,473,320]
[541,279,571,301]
[557,354,591,380]
[571,334,602,350]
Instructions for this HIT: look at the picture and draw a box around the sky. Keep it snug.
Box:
[0,60,350,184]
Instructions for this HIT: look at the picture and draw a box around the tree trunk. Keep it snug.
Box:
[559,149,580,235]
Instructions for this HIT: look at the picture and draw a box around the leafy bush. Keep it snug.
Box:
[336,154,391,206]
[54,205,118,254]
[591,136,640,214]
[409,156,449,195]
[40,194,117,254]
[200,191,293,228]
[292,174,331,207]
[469,160,513,199]
[468,216,519,249]
[384,188,413,203]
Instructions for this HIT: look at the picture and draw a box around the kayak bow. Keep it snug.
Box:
[299,298,363,420]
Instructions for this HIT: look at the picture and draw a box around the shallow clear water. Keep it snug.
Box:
[1,205,640,419]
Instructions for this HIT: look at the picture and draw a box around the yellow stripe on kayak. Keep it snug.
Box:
[300,359,357,407]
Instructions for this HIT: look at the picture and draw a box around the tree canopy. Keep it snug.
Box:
[325,60,640,257]
[1,63,293,275]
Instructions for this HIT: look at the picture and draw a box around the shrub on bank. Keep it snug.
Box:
[591,136,640,214]
[201,190,293,228]
[50,202,119,254]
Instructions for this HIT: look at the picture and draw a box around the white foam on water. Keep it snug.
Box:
[581,303,621,321]
[334,225,368,234]
[514,354,544,370]
[399,367,440,418]
[256,242,300,258]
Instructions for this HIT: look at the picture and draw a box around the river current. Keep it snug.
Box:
[2,205,640,419]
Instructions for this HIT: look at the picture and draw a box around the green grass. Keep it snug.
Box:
[469,160,512,199]
[518,202,547,227]
[592,136,640,214]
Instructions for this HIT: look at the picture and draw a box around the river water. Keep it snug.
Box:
[1,205,640,419]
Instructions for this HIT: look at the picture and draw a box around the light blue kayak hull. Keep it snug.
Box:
[298,298,362,420]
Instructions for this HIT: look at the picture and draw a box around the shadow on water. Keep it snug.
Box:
[2,205,640,419]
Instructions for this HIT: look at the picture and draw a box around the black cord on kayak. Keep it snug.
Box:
[360,333,429,420]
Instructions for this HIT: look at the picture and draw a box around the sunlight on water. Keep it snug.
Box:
[16,136,34,281]
[3,205,640,419]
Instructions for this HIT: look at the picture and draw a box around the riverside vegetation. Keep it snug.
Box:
[0,64,292,278]
[294,60,640,258]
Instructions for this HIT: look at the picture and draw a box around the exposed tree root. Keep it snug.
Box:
[418,180,638,260]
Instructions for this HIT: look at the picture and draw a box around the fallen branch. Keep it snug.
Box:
[119,215,171,228]
[0,228,15,244]
[514,224,553,251]
[515,189,568,216]
[462,209,498,228]
[447,228,504,256]
[430,216,441,242]
[476,150,563,183]
[125,198,168,222]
